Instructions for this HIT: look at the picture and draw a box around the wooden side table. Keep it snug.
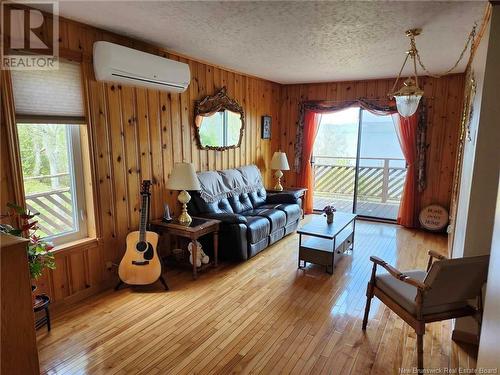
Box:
[150,217,220,279]
[267,187,307,218]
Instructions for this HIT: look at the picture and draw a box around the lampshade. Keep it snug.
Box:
[270,151,290,170]
[392,78,423,118]
[394,94,422,118]
[165,162,200,191]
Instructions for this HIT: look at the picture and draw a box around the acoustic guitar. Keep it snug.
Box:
[118,180,164,287]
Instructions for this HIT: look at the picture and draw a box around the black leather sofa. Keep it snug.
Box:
[188,166,302,261]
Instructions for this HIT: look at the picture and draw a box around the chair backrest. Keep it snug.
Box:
[423,255,490,307]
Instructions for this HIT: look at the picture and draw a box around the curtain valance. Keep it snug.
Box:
[294,98,427,193]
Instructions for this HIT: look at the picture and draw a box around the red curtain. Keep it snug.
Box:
[393,113,419,227]
[296,110,321,214]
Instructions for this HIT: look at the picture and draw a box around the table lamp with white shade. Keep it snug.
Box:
[166,162,200,226]
[270,151,289,191]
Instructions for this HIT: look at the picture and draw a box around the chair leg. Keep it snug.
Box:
[362,283,373,330]
[417,332,424,372]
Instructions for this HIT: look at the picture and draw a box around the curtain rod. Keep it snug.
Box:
[301,97,434,103]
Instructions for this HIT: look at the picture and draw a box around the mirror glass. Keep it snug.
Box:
[197,110,242,148]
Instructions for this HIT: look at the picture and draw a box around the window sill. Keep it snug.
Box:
[51,237,99,255]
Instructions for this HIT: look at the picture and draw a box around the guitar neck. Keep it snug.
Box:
[139,194,149,241]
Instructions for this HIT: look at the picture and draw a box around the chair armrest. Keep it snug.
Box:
[266,192,298,204]
[199,213,247,224]
[369,256,428,291]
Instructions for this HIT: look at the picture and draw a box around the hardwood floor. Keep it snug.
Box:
[37,219,477,374]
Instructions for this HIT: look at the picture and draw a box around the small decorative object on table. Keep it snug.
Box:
[323,205,336,224]
[162,203,172,222]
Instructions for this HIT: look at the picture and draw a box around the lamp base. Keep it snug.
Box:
[177,190,192,226]
[273,170,284,191]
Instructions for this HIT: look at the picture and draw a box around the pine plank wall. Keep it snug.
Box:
[0,12,464,308]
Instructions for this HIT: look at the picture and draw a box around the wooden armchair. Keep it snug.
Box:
[362,251,489,372]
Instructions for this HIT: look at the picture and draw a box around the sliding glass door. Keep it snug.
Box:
[312,108,359,214]
[312,107,406,220]
[355,110,406,220]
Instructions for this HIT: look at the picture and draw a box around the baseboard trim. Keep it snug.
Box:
[452,329,480,346]
[49,276,119,316]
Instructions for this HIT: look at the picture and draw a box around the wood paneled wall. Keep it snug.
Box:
[277,74,465,212]
[1,13,280,307]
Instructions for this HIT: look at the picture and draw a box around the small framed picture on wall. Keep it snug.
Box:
[261,115,272,139]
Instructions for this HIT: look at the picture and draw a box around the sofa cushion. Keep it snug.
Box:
[229,193,253,213]
[260,203,301,223]
[199,213,247,224]
[243,208,286,232]
[376,270,469,315]
[195,196,234,214]
[245,216,270,244]
[248,237,269,258]
[269,228,285,245]
[248,188,267,208]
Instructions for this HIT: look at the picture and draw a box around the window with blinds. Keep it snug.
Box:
[12,61,90,245]
[11,61,85,122]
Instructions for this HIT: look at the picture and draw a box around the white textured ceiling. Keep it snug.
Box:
[56,1,486,84]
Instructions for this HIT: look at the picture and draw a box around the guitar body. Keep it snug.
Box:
[118,231,161,285]
[117,180,164,287]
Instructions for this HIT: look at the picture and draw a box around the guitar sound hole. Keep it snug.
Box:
[136,241,148,252]
[144,243,154,260]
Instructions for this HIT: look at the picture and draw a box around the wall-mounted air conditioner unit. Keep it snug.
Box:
[93,41,190,93]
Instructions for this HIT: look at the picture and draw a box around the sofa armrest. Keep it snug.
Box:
[266,192,299,205]
[199,213,248,224]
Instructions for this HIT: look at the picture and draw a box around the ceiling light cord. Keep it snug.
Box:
[413,24,477,79]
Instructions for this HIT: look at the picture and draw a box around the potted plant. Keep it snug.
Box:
[0,203,55,304]
[323,205,337,224]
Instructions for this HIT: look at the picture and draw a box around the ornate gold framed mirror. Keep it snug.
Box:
[194,87,245,151]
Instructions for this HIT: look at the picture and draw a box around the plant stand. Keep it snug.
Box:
[33,294,51,332]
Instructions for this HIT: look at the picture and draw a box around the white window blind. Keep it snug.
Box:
[11,61,85,120]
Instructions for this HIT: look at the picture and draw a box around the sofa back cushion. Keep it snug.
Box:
[193,195,234,214]
[193,165,265,215]
[229,193,253,213]
[196,171,231,203]
[249,187,267,208]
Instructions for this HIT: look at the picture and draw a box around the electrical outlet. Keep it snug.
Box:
[105,261,113,270]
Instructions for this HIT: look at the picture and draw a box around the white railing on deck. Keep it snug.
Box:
[313,156,407,203]
[24,173,74,238]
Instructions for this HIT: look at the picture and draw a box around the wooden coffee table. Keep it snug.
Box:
[297,213,357,274]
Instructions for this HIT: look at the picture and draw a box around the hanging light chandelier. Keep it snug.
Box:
[389,26,476,118]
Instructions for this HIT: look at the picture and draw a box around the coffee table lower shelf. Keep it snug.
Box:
[298,233,353,274]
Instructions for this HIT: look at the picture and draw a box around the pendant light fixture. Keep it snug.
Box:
[389,26,476,118]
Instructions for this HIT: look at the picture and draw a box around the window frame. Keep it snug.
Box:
[16,122,89,246]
